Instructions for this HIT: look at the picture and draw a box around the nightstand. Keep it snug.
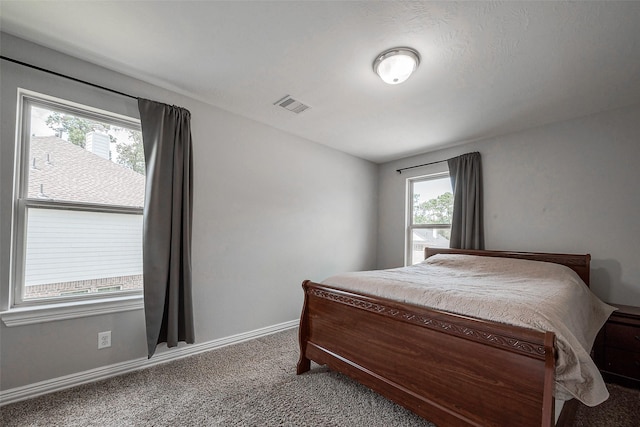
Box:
[593,303,640,389]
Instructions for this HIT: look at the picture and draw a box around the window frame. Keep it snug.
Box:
[405,172,452,266]
[10,89,145,309]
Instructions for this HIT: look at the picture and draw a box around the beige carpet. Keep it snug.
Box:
[1,328,638,426]
[574,382,640,427]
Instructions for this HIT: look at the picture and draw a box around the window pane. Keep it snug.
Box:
[14,94,145,305]
[407,174,453,266]
[410,228,451,265]
[23,207,143,300]
[412,177,453,225]
[27,105,145,207]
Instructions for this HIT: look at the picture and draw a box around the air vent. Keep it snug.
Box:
[273,95,310,114]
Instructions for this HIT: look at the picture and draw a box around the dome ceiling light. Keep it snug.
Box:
[372,47,420,85]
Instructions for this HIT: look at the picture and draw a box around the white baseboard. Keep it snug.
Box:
[0,319,298,406]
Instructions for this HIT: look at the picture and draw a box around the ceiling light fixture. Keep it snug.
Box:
[373,47,420,85]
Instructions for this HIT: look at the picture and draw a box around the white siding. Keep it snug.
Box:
[24,208,143,286]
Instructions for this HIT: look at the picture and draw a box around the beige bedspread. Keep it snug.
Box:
[322,254,616,406]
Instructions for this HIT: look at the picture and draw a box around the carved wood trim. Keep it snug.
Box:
[308,286,549,359]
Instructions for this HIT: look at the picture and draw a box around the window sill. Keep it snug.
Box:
[0,295,143,327]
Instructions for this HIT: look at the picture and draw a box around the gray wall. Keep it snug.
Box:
[378,104,640,307]
[0,34,378,390]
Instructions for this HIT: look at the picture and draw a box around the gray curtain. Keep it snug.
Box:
[447,152,484,250]
[138,98,194,358]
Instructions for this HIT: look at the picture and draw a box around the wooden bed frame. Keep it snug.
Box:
[297,248,592,427]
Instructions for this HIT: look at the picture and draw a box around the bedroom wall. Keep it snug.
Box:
[377,103,640,307]
[0,33,378,391]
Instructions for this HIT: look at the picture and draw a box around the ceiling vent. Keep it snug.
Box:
[273,95,310,114]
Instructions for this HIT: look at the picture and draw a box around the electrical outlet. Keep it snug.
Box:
[98,331,111,349]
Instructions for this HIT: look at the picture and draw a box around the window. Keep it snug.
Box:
[11,90,145,307]
[406,173,453,265]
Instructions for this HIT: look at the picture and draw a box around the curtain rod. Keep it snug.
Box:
[1,55,138,101]
[396,159,447,174]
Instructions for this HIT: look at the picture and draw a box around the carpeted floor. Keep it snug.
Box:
[1,328,638,426]
[574,382,640,427]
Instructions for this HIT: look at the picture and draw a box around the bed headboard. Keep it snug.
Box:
[424,247,591,287]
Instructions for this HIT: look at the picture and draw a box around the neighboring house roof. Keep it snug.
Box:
[412,229,449,245]
[28,136,145,207]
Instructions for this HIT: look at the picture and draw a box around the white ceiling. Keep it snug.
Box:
[2,1,640,163]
